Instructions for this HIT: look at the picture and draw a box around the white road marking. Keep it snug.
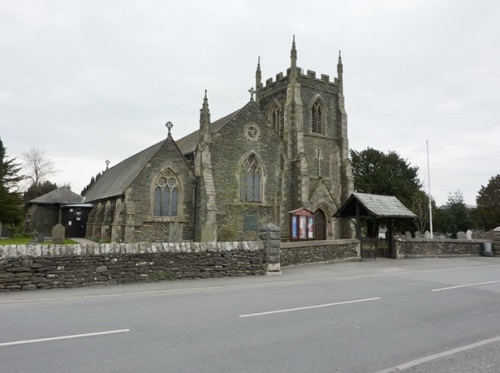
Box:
[375,335,500,373]
[431,280,500,292]
[0,329,130,347]
[239,297,381,318]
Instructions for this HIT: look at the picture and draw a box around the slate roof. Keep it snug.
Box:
[83,102,250,203]
[83,141,164,202]
[334,192,416,219]
[29,186,85,205]
[176,105,245,154]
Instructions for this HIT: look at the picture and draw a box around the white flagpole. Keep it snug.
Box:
[426,141,434,239]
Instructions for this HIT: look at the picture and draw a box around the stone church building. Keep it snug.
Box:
[83,40,354,243]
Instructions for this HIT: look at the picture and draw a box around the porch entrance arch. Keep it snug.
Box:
[314,209,327,240]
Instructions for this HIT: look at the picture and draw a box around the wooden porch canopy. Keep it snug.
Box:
[333,192,416,239]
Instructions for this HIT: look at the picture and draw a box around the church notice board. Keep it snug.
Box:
[289,208,315,240]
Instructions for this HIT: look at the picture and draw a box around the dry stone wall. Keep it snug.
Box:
[0,241,265,292]
[395,238,486,258]
[280,239,360,266]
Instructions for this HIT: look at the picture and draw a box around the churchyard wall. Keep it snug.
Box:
[280,239,360,266]
[0,241,266,292]
[394,238,488,258]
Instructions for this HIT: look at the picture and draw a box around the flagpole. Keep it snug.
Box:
[426,141,433,239]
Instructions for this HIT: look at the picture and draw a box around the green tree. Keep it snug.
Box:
[0,138,24,225]
[434,191,473,237]
[23,180,58,207]
[474,175,500,230]
[350,147,423,236]
[350,148,422,205]
[408,189,437,234]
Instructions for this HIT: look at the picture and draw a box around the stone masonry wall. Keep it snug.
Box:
[395,238,487,258]
[0,241,265,292]
[280,239,360,266]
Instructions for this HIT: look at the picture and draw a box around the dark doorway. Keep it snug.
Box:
[61,205,92,238]
[314,209,327,240]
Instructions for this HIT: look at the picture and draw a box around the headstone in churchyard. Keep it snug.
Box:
[37,232,45,242]
[457,231,467,239]
[466,230,473,240]
[405,231,412,239]
[424,231,431,239]
[415,231,422,239]
[52,223,65,243]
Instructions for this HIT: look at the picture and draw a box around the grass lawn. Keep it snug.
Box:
[0,236,79,246]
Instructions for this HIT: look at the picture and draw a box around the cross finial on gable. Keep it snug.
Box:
[248,87,256,101]
[165,121,173,136]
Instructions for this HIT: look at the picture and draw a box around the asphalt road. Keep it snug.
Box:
[1,257,500,372]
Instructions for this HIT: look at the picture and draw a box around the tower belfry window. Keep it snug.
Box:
[268,103,282,134]
[311,100,324,133]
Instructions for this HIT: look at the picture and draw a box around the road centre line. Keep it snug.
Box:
[375,335,500,373]
[239,297,381,318]
[0,329,130,348]
[431,280,500,292]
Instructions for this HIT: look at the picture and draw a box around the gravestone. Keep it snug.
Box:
[457,231,467,239]
[466,230,473,240]
[414,231,422,239]
[405,231,412,239]
[36,231,45,242]
[424,231,431,239]
[52,223,65,243]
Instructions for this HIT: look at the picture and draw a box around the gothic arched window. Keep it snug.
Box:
[268,102,282,134]
[153,170,179,217]
[240,155,262,202]
[311,99,324,134]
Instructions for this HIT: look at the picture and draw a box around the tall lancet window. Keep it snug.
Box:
[153,169,179,217]
[240,155,262,202]
[311,100,325,134]
[268,102,282,135]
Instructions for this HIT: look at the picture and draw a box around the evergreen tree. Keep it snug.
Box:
[0,138,24,224]
[434,191,473,237]
[474,175,500,230]
[23,180,58,206]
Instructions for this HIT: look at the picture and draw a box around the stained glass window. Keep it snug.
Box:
[240,155,262,202]
[153,170,179,217]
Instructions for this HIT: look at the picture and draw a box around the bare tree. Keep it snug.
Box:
[22,147,57,193]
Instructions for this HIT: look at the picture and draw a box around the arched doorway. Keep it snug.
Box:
[314,209,327,240]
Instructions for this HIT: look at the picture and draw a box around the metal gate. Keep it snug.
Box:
[361,238,391,259]
[361,238,378,259]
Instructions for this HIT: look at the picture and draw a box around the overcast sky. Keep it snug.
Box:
[1,0,499,206]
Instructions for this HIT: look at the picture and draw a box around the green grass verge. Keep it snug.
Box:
[0,236,79,246]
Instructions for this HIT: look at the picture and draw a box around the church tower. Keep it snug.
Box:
[256,38,354,239]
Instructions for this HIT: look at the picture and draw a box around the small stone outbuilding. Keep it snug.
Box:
[25,186,92,238]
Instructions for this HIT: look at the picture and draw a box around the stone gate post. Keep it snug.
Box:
[259,223,281,274]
